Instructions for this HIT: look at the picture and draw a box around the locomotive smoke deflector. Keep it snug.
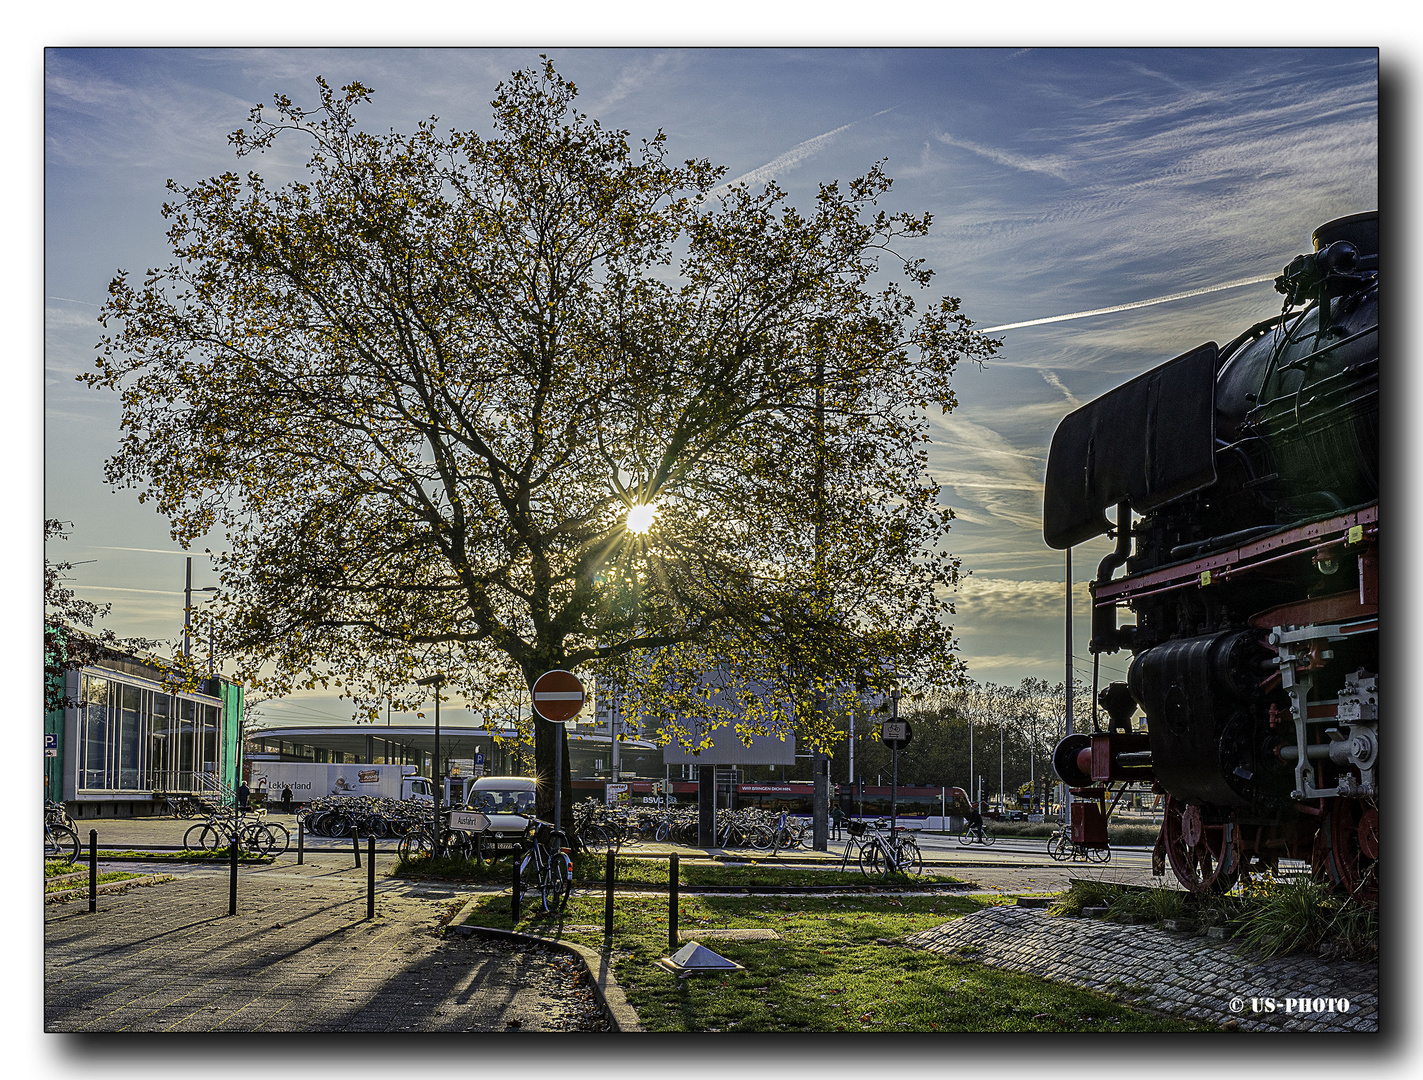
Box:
[1042,342,1219,550]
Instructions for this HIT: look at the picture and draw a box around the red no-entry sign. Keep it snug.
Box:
[531,669,586,723]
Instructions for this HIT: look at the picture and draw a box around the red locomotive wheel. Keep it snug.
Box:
[1160,795,1240,895]
[1324,797,1378,906]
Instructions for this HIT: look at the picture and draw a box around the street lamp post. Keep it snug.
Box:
[183,557,218,663]
[417,674,445,856]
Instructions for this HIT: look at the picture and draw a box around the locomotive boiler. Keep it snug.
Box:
[1043,211,1378,901]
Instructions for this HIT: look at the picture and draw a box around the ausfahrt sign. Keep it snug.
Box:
[531,669,586,723]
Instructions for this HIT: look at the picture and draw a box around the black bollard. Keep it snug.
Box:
[669,852,679,951]
[352,831,361,868]
[88,830,98,913]
[229,838,238,916]
[367,835,376,919]
[511,855,521,921]
[604,848,615,935]
[297,816,304,865]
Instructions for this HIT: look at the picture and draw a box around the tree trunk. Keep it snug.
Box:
[533,714,576,841]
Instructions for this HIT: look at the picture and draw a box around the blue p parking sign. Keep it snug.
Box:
[45,733,58,758]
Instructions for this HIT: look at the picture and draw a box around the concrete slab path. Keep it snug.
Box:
[44,856,609,1033]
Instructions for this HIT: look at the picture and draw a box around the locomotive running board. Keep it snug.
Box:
[1090,504,1378,610]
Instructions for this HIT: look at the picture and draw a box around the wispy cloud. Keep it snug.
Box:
[933,132,1073,181]
[953,576,1091,620]
[1039,370,1079,409]
[587,52,675,115]
[711,107,896,195]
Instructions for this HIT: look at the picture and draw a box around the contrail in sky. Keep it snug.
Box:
[980,274,1276,333]
[710,107,898,196]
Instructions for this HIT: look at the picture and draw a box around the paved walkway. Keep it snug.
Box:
[45,856,608,1032]
[906,905,1378,1032]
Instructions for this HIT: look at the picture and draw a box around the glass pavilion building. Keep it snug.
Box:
[45,639,245,820]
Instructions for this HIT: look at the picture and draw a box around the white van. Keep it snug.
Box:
[450,776,539,855]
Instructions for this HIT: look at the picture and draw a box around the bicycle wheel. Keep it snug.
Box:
[550,851,573,910]
[538,852,567,913]
[859,840,885,878]
[957,826,973,847]
[184,822,214,851]
[262,822,290,856]
[518,850,542,895]
[982,829,996,847]
[203,824,232,852]
[654,822,670,843]
[398,829,428,861]
[895,839,924,876]
[580,825,607,855]
[46,824,80,863]
[1089,844,1111,863]
[1046,832,1066,861]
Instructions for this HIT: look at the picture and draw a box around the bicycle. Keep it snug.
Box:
[159,794,206,819]
[857,819,924,878]
[46,799,76,832]
[957,821,997,846]
[838,819,872,871]
[184,807,290,857]
[1046,828,1109,863]
[518,819,573,913]
[46,818,80,863]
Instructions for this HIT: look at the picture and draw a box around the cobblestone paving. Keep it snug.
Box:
[45,865,608,1032]
[906,906,1377,1032]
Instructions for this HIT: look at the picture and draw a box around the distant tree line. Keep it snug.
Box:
[780,678,1097,806]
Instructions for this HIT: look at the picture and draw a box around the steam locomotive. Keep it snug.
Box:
[1043,211,1378,901]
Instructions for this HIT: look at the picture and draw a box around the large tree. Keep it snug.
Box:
[86,62,998,825]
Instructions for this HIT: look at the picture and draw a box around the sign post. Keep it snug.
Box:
[880,699,912,868]
[532,669,586,838]
[416,674,445,856]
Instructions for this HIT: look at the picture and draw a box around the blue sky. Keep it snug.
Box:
[38,43,1380,730]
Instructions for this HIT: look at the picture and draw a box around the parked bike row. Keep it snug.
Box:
[296,795,431,839]
[182,806,291,856]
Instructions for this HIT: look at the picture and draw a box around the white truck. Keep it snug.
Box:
[248,762,433,805]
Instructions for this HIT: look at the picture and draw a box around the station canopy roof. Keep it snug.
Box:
[245,722,655,759]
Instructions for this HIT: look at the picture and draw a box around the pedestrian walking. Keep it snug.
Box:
[831,804,846,840]
[281,785,294,815]
[237,781,250,813]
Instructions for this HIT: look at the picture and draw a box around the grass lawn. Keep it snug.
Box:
[396,853,965,890]
[91,848,274,863]
[456,890,1208,1032]
[45,868,151,892]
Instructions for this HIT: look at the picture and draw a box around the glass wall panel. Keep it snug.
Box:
[150,694,173,790]
[178,698,196,786]
[201,704,218,776]
[80,676,110,790]
[118,684,143,789]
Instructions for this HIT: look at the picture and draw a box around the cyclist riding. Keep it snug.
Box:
[965,803,986,842]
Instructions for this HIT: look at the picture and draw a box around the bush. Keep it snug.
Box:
[1233,876,1377,962]
[1049,878,1121,916]
[1049,876,1377,962]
